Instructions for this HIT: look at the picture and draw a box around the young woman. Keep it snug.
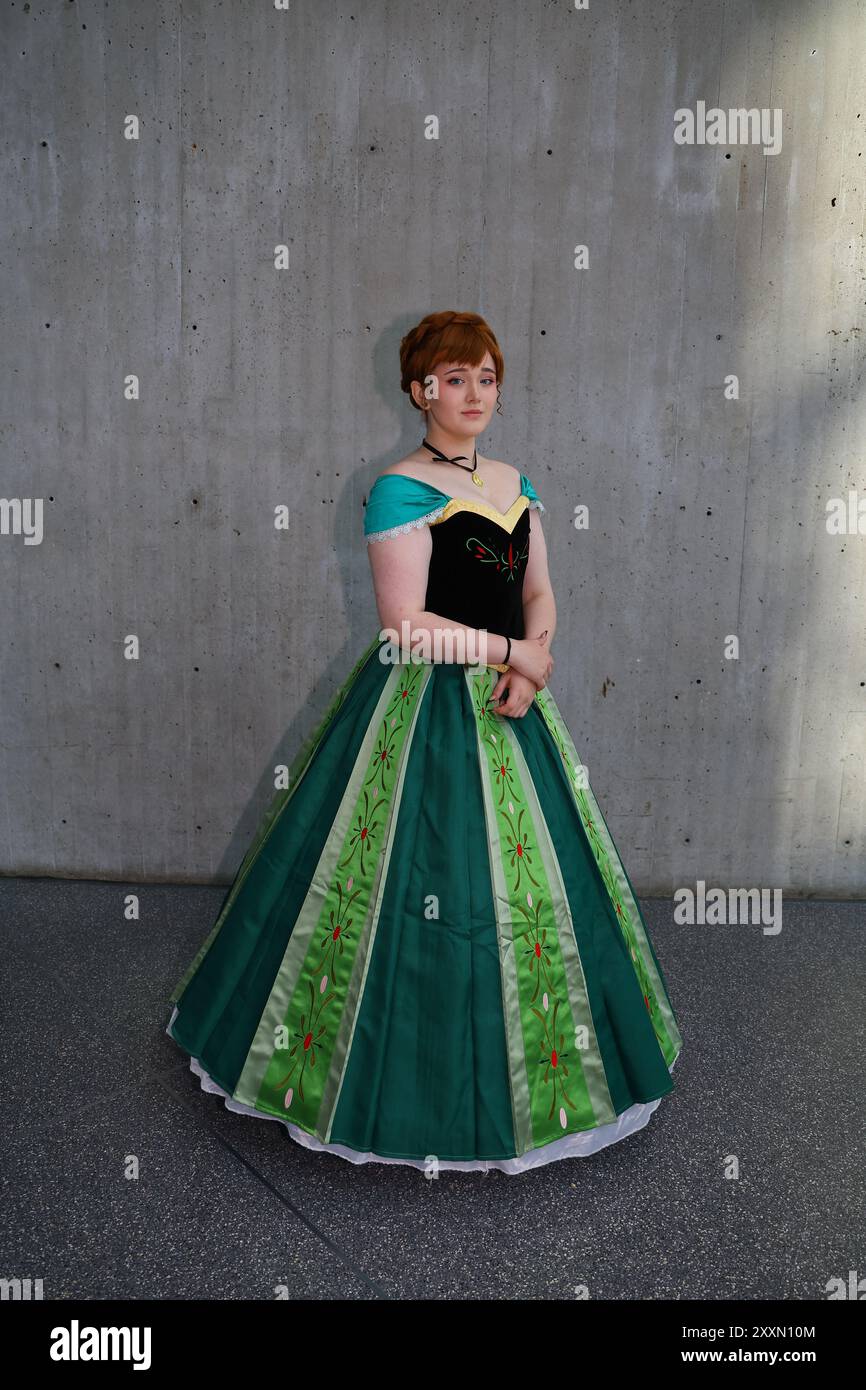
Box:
[166,309,683,1175]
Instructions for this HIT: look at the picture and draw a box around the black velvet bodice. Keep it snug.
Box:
[425,497,531,640]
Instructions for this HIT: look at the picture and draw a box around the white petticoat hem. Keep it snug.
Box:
[166,1005,680,1176]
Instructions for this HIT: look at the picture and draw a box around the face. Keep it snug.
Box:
[413,354,498,436]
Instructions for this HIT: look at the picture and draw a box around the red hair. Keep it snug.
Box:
[399,310,505,412]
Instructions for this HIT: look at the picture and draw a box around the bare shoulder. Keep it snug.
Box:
[377,454,439,483]
[485,456,522,484]
[378,461,419,478]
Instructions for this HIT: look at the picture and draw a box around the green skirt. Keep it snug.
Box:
[166,635,683,1174]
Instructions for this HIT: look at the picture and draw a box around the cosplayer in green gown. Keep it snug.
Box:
[166,470,683,1174]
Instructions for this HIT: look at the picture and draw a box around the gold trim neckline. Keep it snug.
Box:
[429,493,530,535]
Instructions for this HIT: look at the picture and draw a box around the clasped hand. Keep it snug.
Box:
[490,634,554,719]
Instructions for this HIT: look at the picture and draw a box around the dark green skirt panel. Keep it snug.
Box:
[510,701,678,1110]
[328,665,516,1159]
[168,636,391,1093]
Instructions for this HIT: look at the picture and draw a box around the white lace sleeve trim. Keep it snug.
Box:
[529,499,545,513]
[365,504,448,543]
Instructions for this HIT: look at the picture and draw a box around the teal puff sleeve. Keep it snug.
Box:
[363,474,450,542]
[520,474,545,512]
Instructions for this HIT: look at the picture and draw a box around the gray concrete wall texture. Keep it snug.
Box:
[2,0,863,894]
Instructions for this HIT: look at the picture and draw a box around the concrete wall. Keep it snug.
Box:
[2,0,863,894]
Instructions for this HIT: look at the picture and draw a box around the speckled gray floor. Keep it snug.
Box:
[0,877,862,1300]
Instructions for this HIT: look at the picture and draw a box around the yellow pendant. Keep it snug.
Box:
[472,472,484,487]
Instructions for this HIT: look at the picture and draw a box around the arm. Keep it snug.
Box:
[491,509,556,716]
[367,525,512,666]
[521,508,556,649]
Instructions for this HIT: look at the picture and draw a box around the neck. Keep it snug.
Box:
[422,422,481,461]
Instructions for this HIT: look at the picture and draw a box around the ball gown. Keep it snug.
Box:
[165,471,683,1174]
